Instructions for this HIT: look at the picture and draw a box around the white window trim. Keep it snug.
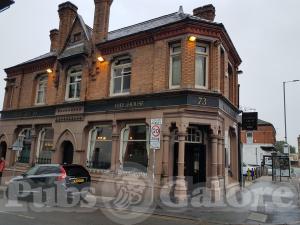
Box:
[36,128,53,160]
[35,75,48,105]
[119,123,150,173]
[195,42,209,89]
[65,67,82,101]
[169,43,181,89]
[110,60,131,97]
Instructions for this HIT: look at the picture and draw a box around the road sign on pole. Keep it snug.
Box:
[150,118,162,150]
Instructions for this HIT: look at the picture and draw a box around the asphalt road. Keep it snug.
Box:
[0,205,202,225]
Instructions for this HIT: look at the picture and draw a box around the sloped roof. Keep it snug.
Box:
[5,9,235,70]
[105,11,217,41]
[10,52,56,68]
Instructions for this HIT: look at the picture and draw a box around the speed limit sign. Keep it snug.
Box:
[150,118,162,149]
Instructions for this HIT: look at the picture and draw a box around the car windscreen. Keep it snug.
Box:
[36,166,60,175]
[25,166,40,176]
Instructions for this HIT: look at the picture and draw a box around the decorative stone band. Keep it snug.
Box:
[0,90,239,120]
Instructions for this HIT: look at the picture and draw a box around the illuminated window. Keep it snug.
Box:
[120,124,149,172]
[87,126,112,170]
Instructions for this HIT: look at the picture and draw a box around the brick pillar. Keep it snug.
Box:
[174,132,187,201]
[57,2,78,51]
[93,0,113,43]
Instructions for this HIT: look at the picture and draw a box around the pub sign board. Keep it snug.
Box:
[242,112,258,130]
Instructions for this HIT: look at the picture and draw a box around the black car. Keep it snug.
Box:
[6,164,91,204]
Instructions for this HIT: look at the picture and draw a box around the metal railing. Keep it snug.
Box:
[36,157,51,164]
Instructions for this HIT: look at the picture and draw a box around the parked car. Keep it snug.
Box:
[6,164,91,203]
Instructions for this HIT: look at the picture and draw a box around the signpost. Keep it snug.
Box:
[150,118,162,202]
[242,112,258,130]
[11,134,24,177]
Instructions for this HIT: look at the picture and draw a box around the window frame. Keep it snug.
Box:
[65,66,82,101]
[195,42,209,89]
[246,131,254,144]
[119,123,150,173]
[110,57,132,96]
[35,75,48,105]
[86,125,113,171]
[169,42,182,89]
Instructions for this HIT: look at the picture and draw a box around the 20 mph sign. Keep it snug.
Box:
[150,118,162,149]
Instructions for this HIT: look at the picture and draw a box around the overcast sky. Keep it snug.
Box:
[0,0,299,149]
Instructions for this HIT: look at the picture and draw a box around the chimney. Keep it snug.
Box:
[193,4,216,22]
[50,29,59,52]
[93,0,113,43]
[57,1,78,51]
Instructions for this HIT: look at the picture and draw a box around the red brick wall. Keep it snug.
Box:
[241,125,276,145]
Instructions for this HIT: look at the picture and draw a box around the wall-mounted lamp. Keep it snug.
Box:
[46,68,53,74]
[188,36,197,42]
[97,56,105,62]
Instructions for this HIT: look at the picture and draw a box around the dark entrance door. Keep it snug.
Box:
[0,142,7,159]
[62,141,74,164]
[173,143,206,189]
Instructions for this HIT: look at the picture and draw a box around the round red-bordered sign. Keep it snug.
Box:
[151,125,160,137]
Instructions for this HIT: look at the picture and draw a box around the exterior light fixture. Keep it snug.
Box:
[46,68,53,73]
[188,36,197,42]
[97,56,105,62]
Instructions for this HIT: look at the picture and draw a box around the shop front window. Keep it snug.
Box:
[17,129,32,163]
[36,128,54,164]
[120,124,149,172]
[87,126,112,170]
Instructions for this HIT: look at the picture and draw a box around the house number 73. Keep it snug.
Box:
[197,97,207,105]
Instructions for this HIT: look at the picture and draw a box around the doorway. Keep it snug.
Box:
[173,143,206,189]
[0,142,7,159]
[62,141,74,164]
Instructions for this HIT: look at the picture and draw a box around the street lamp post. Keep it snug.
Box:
[283,80,300,144]
[283,80,299,178]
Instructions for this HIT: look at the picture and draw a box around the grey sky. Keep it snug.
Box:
[0,0,299,149]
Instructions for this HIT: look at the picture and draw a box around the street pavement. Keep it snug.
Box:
[0,175,299,225]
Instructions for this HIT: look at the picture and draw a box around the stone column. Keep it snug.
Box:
[162,132,170,184]
[217,137,224,177]
[110,121,119,172]
[174,132,187,201]
[210,134,221,201]
[29,126,37,166]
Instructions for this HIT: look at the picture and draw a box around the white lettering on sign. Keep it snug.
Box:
[150,118,162,150]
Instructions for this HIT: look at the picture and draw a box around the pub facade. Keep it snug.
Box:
[0,1,242,200]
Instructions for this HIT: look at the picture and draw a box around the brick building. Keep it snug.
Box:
[0,1,242,200]
[241,119,276,167]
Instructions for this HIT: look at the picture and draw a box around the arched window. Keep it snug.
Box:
[110,57,131,96]
[120,124,149,172]
[36,128,54,164]
[17,129,32,163]
[87,126,112,170]
[65,65,82,101]
[35,75,48,105]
